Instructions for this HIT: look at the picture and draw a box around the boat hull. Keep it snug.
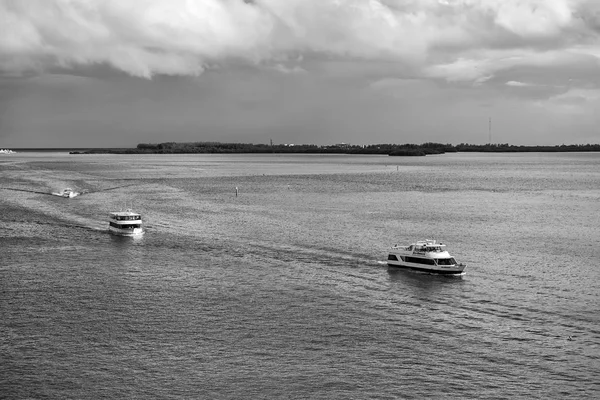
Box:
[388,260,467,275]
[109,226,144,236]
[387,262,466,275]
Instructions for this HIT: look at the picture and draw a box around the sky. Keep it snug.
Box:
[1,0,600,148]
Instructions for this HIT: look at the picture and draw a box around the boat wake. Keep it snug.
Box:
[1,187,55,196]
[2,183,138,199]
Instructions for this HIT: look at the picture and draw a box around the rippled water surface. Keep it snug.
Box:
[1,152,600,399]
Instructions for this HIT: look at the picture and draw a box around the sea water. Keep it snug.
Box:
[1,152,599,399]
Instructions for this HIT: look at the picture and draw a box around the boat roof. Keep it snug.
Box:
[412,239,446,247]
[110,210,141,217]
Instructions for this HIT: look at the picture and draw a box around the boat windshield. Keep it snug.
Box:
[436,258,456,265]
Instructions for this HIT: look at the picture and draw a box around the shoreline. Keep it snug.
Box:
[6,141,600,155]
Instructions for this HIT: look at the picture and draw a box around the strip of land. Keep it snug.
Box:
[66,142,600,156]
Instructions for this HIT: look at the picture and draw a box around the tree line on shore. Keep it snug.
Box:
[70,142,600,156]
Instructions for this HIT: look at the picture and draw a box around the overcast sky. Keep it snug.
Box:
[1,0,600,148]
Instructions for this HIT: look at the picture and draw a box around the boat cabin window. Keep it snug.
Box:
[110,222,139,229]
[113,215,141,221]
[436,258,456,266]
[405,256,435,265]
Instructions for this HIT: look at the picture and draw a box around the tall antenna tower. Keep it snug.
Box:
[488,117,492,144]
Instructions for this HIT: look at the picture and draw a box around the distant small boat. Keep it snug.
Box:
[108,209,144,236]
[52,188,80,198]
[0,149,16,154]
[387,239,466,275]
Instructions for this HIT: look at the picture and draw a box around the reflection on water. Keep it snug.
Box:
[109,232,146,245]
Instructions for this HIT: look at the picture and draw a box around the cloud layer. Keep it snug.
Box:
[2,0,600,147]
[1,0,599,83]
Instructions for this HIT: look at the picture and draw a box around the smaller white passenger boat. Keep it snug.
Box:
[108,209,144,236]
[53,188,80,198]
[387,239,466,275]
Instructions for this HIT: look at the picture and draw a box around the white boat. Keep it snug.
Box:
[108,210,144,236]
[0,149,16,154]
[53,188,80,198]
[387,239,466,275]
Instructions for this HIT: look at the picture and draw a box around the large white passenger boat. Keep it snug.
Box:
[387,239,466,275]
[108,210,144,236]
